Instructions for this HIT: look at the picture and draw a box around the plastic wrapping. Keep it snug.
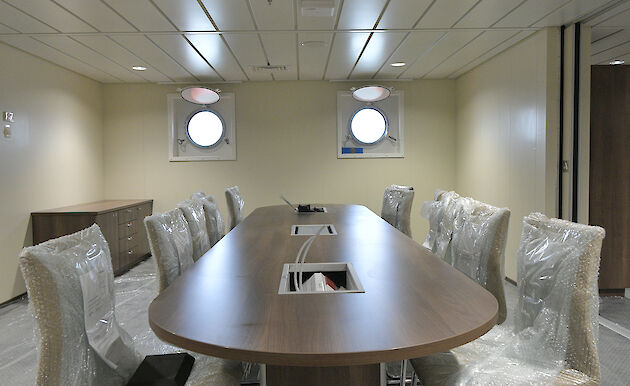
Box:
[193,196,225,247]
[412,213,605,385]
[177,199,211,261]
[421,190,460,257]
[225,186,244,230]
[380,184,414,237]
[18,224,142,386]
[144,208,195,293]
[190,191,206,200]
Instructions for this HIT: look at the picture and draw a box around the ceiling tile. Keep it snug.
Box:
[350,32,407,79]
[454,0,523,28]
[222,34,272,80]
[72,35,171,82]
[297,0,340,30]
[374,31,445,79]
[149,35,221,81]
[298,32,333,80]
[53,0,136,32]
[494,0,571,28]
[200,0,255,30]
[0,35,119,82]
[111,35,196,82]
[532,0,611,28]
[0,23,18,34]
[103,0,176,31]
[591,29,630,55]
[591,40,630,64]
[249,0,294,30]
[377,0,432,29]
[586,1,630,26]
[5,0,96,33]
[337,0,387,29]
[594,7,630,29]
[0,2,56,33]
[34,35,144,82]
[401,30,481,78]
[152,0,216,31]
[259,33,298,80]
[416,0,479,29]
[591,28,622,43]
[186,34,248,81]
[325,32,371,79]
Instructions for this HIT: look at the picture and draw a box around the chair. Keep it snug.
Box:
[410,213,605,385]
[191,191,218,206]
[225,186,244,230]
[177,199,211,261]
[192,195,225,247]
[380,184,414,237]
[144,208,195,293]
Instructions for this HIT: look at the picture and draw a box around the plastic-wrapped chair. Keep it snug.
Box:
[190,191,206,200]
[225,186,244,230]
[144,208,195,293]
[191,192,218,207]
[192,195,225,247]
[177,199,211,261]
[410,213,605,385]
[380,185,414,237]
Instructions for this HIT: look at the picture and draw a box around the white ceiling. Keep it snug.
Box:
[588,1,630,64]
[0,0,626,83]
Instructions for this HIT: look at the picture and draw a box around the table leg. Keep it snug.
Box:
[265,363,380,386]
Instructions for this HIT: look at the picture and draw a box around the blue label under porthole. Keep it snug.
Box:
[342,147,364,154]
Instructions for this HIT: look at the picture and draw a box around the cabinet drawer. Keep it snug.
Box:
[118,207,137,224]
[119,246,137,268]
[118,220,138,238]
[119,233,138,254]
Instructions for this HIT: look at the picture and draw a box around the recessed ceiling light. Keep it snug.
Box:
[299,40,327,48]
[390,62,406,67]
[132,66,147,71]
[609,59,625,65]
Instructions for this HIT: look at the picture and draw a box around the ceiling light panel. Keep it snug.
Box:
[112,35,195,82]
[249,0,295,31]
[200,0,255,30]
[325,32,371,80]
[151,0,215,31]
[223,34,273,80]
[454,0,523,28]
[53,0,135,32]
[148,35,221,81]
[72,35,169,82]
[494,0,570,28]
[377,0,432,29]
[337,0,387,29]
[259,33,298,80]
[416,0,479,29]
[297,0,339,30]
[350,32,407,79]
[0,2,55,33]
[402,30,482,79]
[186,34,248,81]
[0,35,120,82]
[103,0,176,31]
[5,0,96,33]
[298,32,332,80]
[374,31,446,79]
[34,35,145,82]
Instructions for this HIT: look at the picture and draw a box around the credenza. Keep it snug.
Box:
[31,199,153,275]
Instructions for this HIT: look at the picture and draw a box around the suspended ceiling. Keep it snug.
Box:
[589,1,630,65]
[0,0,627,83]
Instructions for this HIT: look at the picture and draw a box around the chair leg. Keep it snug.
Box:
[400,360,407,385]
[411,372,418,386]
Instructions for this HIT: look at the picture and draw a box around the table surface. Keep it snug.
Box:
[148,204,498,366]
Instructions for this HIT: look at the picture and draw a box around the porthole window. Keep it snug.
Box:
[350,107,387,145]
[186,110,224,147]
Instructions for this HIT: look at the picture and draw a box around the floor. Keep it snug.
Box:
[0,259,629,385]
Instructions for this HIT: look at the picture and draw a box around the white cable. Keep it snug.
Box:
[298,226,326,292]
[294,235,315,292]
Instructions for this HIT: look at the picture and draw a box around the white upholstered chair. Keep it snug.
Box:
[410,213,605,385]
[380,184,414,237]
[225,186,244,230]
[192,195,225,248]
[177,199,211,261]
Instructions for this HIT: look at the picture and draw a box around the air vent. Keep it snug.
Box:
[251,65,288,72]
[301,0,335,17]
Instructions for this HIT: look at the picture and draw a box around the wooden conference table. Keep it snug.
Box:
[149,204,498,385]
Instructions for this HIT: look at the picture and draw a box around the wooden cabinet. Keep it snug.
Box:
[31,199,153,275]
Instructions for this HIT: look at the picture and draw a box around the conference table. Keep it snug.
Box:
[148,204,498,385]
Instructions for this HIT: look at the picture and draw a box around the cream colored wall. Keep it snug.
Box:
[102,80,456,243]
[0,42,104,302]
[454,29,560,280]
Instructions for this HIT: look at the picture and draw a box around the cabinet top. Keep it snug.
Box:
[32,199,153,215]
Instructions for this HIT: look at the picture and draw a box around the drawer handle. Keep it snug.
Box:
[127,209,132,213]
[127,236,132,241]
[127,250,133,255]
[127,223,131,227]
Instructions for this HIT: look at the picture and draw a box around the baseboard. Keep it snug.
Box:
[504,276,517,286]
[0,292,27,307]
[599,288,626,297]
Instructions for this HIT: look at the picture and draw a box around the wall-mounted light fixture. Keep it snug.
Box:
[350,85,392,102]
[180,86,221,105]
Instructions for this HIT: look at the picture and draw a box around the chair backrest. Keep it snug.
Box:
[193,195,225,247]
[190,191,206,200]
[380,185,414,237]
[18,224,141,386]
[177,199,211,261]
[514,213,604,381]
[225,186,244,230]
[144,208,195,292]
[421,190,460,256]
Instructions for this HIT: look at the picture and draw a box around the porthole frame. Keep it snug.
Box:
[348,105,389,146]
[185,108,226,149]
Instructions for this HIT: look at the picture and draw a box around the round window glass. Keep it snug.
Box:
[350,107,387,144]
[186,110,224,147]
